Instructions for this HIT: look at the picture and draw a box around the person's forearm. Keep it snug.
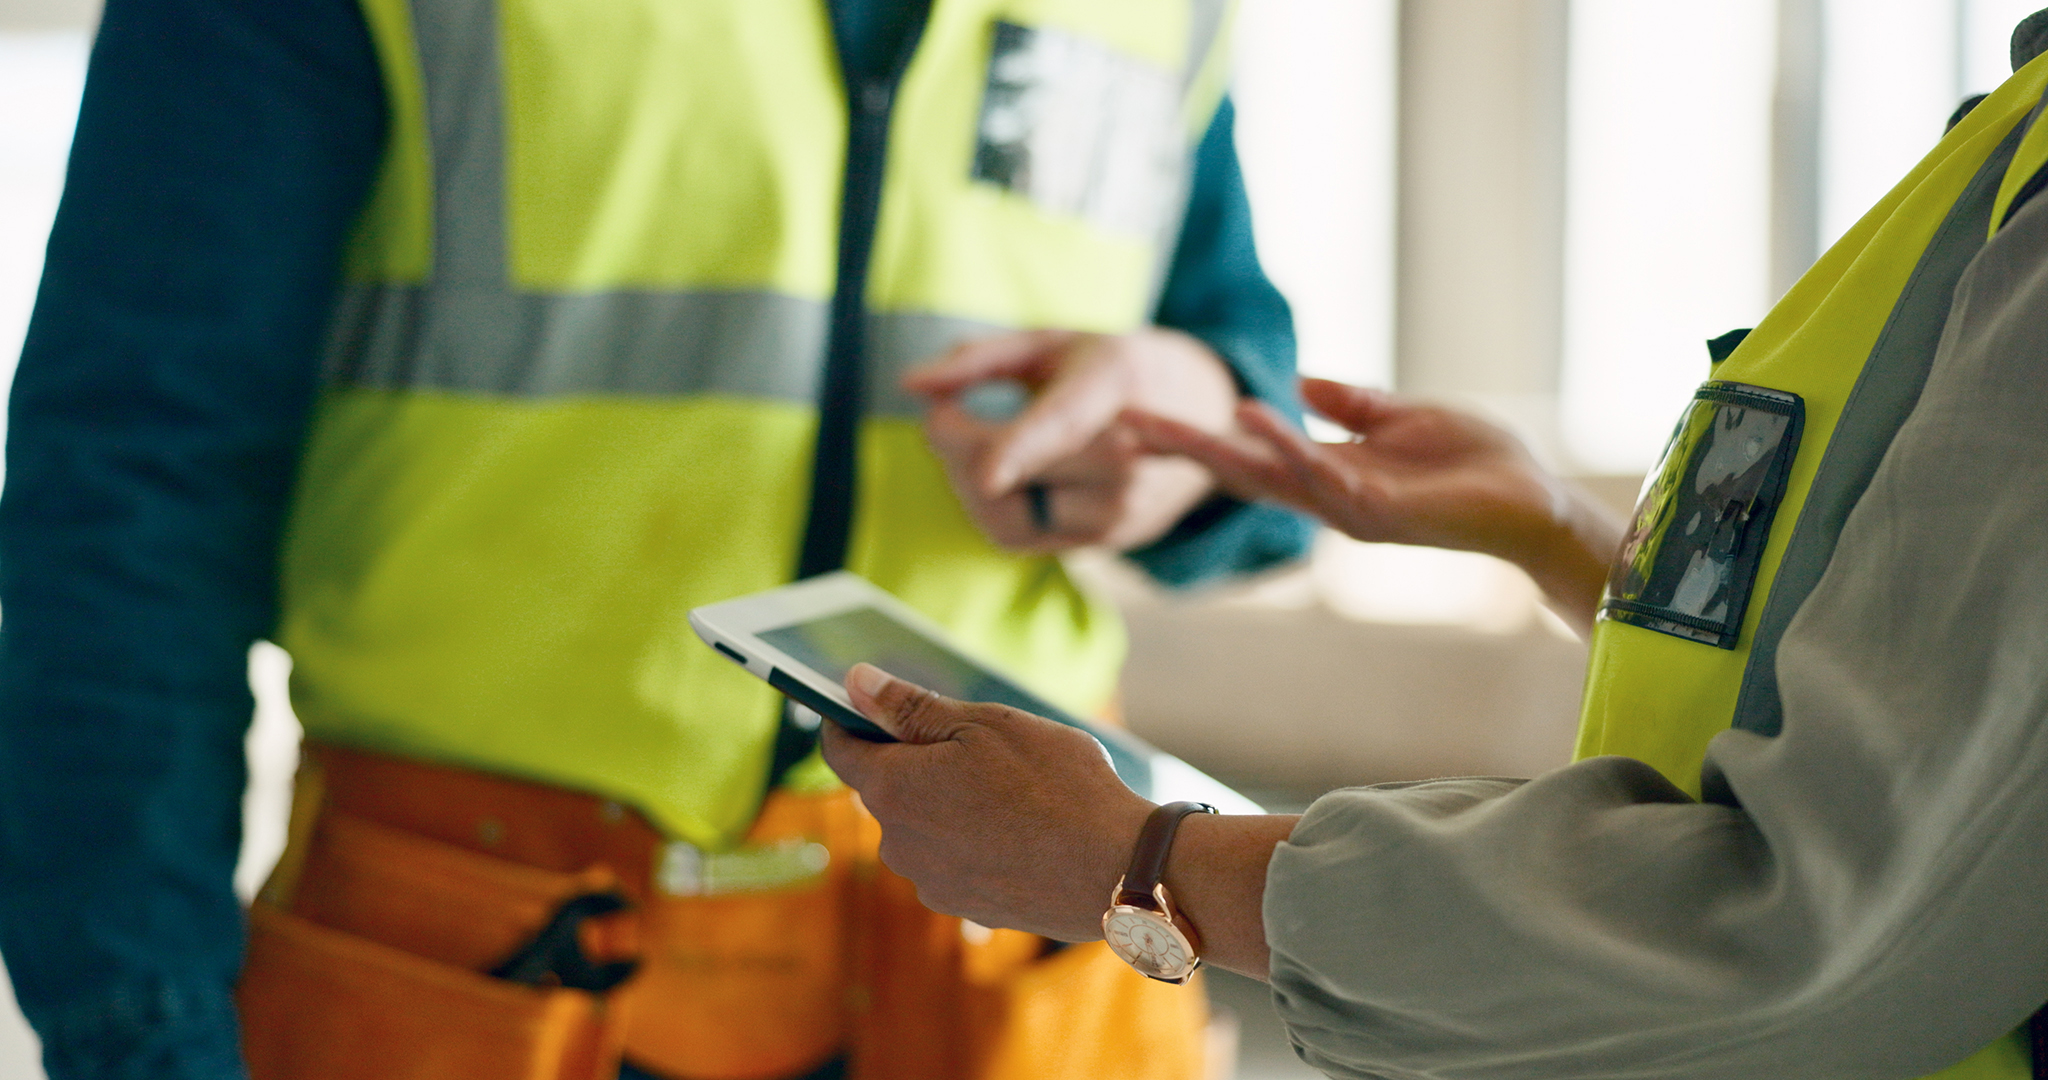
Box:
[1157,813,1300,980]
[0,0,385,1070]
[1500,481,1625,633]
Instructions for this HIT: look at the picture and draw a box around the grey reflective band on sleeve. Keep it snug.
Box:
[1727,108,2032,738]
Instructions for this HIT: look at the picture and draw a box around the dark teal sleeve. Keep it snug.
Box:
[1135,97,1317,587]
[0,0,385,1076]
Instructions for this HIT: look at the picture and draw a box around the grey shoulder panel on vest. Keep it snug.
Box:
[1727,114,2030,740]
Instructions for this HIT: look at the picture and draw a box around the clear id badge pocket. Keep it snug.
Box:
[1602,382,1804,649]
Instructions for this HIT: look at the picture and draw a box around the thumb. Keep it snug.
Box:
[846,663,972,744]
[1300,377,1398,436]
[901,330,1070,397]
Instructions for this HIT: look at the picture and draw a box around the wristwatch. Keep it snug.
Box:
[1102,801,1217,983]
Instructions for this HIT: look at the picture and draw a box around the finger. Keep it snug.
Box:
[818,719,879,790]
[901,330,1075,396]
[975,486,1105,550]
[1239,402,1375,512]
[982,354,1127,495]
[1237,401,1336,477]
[1228,401,1327,481]
[846,663,972,744]
[1024,427,1137,487]
[1122,409,1303,503]
[924,396,1003,460]
[1021,482,1123,541]
[1300,378,1400,436]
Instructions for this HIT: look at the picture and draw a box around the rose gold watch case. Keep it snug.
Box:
[1102,879,1202,984]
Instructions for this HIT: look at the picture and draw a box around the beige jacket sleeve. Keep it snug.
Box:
[1263,189,2048,1080]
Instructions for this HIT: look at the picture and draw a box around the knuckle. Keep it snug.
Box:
[898,685,948,732]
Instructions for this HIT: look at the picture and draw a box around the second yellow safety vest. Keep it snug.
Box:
[1577,49,2048,1080]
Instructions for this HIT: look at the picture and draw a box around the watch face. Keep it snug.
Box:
[1103,905,1196,981]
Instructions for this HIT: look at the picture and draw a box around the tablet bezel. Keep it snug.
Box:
[688,572,937,740]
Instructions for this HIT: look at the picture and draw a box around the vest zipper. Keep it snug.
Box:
[796,8,935,580]
[776,3,936,783]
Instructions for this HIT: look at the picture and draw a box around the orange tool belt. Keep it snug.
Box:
[238,742,1210,1080]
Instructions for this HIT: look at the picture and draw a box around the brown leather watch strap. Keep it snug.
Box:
[1115,801,1217,907]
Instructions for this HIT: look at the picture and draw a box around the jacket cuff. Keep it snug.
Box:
[1125,496,1314,588]
[1124,326,1314,587]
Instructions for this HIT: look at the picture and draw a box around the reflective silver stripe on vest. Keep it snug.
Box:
[327,285,1002,416]
[1184,0,1231,95]
[325,285,827,400]
[1721,108,2034,744]
[322,0,1215,412]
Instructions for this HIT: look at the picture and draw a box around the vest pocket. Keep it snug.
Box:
[617,873,848,1079]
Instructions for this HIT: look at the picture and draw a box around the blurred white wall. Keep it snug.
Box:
[1561,0,2048,475]
[1396,0,1570,469]
[1821,0,2046,248]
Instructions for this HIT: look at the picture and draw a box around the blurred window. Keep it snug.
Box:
[1827,0,2044,246]
[1561,0,2048,476]
[1232,0,1398,412]
[1560,0,1777,475]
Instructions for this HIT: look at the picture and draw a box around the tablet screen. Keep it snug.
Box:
[761,607,1076,722]
[758,606,1152,783]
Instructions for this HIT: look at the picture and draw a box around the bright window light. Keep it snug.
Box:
[1819,0,1961,248]
[1560,0,1776,475]
[1232,0,1397,399]
[1962,0,2044,94]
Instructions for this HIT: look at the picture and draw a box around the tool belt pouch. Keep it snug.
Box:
[239,811,634,1080]
[622,789,861,1080]
[850,863,1209,1080]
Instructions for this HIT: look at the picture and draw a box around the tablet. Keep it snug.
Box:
[690,572,1261,813]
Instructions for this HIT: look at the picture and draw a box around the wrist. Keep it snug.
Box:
[1077,796,1158,938]
[1156,813,1300,981]
[1101,802,1218,983]
[1509,479,1625,629]
[1127,329,1240,432]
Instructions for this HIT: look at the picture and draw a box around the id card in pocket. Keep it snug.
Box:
[1602,382,1805,649]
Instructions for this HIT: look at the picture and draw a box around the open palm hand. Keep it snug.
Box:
[1127,378,1622,628]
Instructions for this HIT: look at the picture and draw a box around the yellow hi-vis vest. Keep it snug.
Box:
[276,0,1237,850]
[1576,51,2048,1080]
